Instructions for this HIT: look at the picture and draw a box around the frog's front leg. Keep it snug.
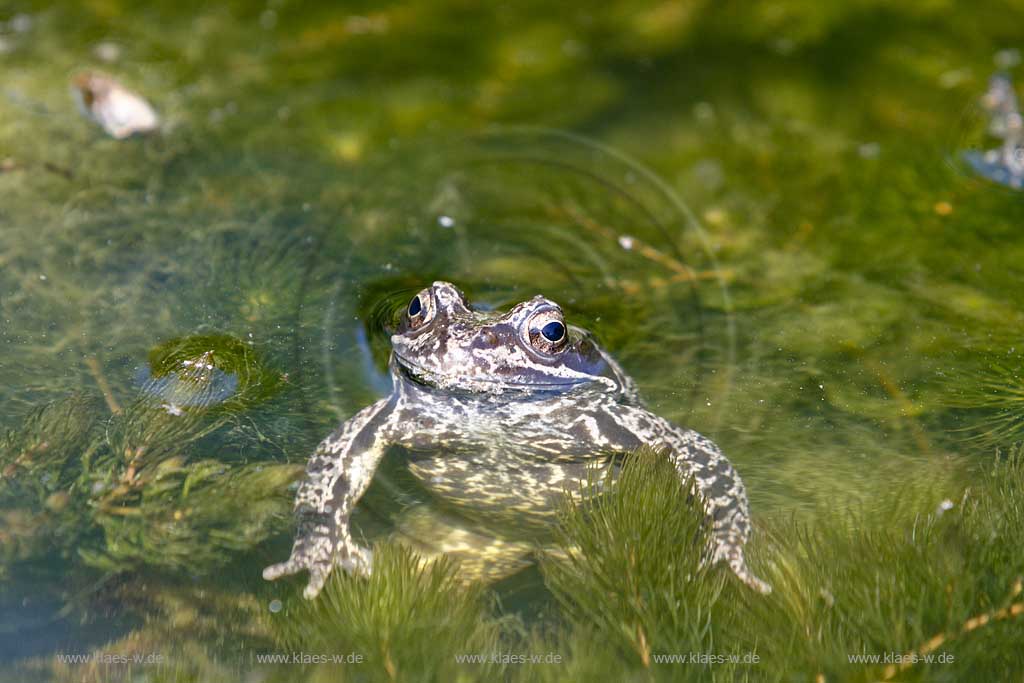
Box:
[263,396,399,599]
[657,424,771,594]
[585,405,771,594]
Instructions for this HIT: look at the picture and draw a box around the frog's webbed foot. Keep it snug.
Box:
[263,532,373,599]
[263,555,334,600]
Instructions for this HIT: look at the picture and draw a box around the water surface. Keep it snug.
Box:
[2,1,1024,680]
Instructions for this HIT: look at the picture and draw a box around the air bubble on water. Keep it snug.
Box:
[93,41,121,63]
[561,39,584,57]
[995,48,1021,69]
[269,599,282,613]
[693,101,715,123]
[858,142,880,159]
[10,14,33,33]
[437,215,455,228]
[691,159,724,190]
[772,37,795,55]
[939,68,971,89]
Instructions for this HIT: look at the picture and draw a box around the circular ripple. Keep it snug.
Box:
[310,128,737,425]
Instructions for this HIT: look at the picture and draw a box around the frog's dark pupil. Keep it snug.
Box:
[408,296,422,317]
[541,320,565,342]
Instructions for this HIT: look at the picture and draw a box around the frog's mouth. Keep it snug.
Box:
[392,352,594,392]
[392,353,444,386]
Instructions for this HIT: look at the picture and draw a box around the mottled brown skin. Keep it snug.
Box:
[264,281,770,598]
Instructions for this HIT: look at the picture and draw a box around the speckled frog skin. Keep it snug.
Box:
[264,281,770,598]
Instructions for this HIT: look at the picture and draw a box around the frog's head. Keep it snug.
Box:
[391,281,627,394]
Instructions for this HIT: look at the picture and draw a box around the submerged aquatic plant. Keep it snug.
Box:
[947,360,1024,448]
[0,394,104,570]
[531,448,1024,682]
[541,448,729,671]
[741,448,1024,681]
[268,543,504,682]
[14,440,1024,682]
[0,337,301,584]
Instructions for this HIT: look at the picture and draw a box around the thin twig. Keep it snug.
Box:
[862,357,932,457]
[84,356,122,414]
[558,204,727,284]
[881,578,1024,680]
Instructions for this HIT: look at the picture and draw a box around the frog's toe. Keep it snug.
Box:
[262,556,335,599]
[739,569,772,594]
[337,544,373,576]
[263,557,303,581]
[302,566,331,599]
[726,549,772,594]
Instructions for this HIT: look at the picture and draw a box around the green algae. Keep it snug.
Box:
[2,0,1024,679]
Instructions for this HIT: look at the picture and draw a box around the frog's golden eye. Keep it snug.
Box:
[406,289,434,330]
[527,310,568,354]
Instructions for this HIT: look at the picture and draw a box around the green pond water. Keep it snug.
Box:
[2,1,1024,681]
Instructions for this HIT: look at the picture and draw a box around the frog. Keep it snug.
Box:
[263,281,770,598]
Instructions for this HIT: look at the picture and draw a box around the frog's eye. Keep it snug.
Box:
[406,289,434,330]
[541,321,565,342]
[527,310,568,354]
